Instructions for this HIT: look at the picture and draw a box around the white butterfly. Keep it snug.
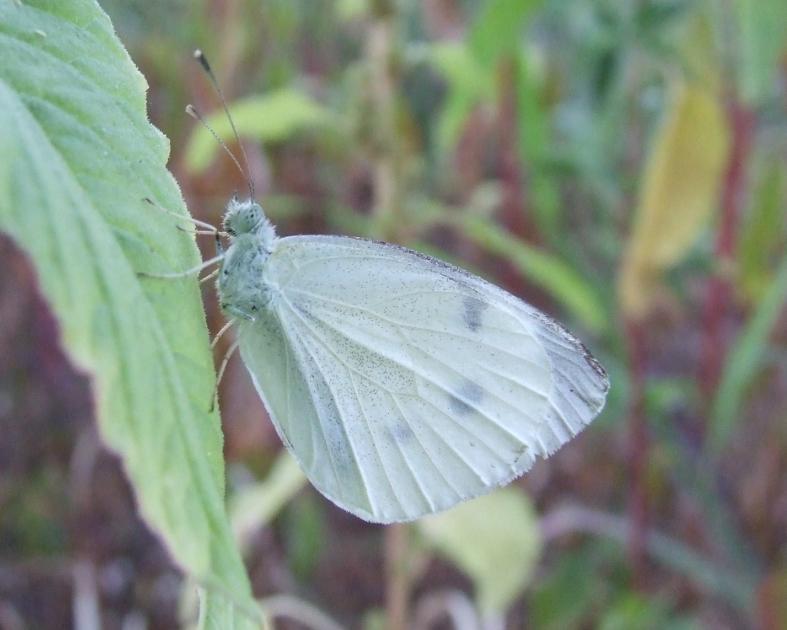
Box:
[210,197,609,523]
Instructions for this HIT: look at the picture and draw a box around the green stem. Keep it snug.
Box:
[367,0,403,241]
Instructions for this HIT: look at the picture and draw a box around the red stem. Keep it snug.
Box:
[385,523,409,630]
[496,57,539,294]
[625,318,649,584]
[699,101,755,400]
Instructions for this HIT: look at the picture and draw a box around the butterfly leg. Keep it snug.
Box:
[143,197,221,234]
[138,253,225,280]
[214,231,224,256]
[211,319,235,349]
[210,339,240,412]
[176,225,221,237]
[199,268,220,285]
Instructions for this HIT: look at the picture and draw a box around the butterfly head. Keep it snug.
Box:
[222,197,266,234]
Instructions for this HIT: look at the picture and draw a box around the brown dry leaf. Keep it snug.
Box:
[619,80,730,319]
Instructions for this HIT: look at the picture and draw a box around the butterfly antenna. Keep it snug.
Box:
[193,49,255,199]
[185,103,251,198]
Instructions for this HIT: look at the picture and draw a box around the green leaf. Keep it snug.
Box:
[430,0,544,158]
[335,0,369,21]
[738,163,786,301]
[429,42,491,157]
[468,0,543,68]
[0,2,256,627]
[735,0,787,104]
[710,252,787,456]
[282,494,326,580]
[230,451,307,552]
[184,88,334,173]
[598,593,689,630]
[531,543,616,630]
[516,51,561,241]
[418,488,542,615]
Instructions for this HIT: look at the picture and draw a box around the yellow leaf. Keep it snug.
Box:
[619,80,729,319]
[418,489,541,615]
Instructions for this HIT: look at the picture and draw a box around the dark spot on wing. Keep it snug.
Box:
[448,380,484,416]
[388,422,414,443]
[462,295,487,332]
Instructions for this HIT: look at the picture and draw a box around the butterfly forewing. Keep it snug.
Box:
[237,235,608,523]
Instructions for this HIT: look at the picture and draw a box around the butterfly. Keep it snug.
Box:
[152,51,609,524]
[209,197,609,523]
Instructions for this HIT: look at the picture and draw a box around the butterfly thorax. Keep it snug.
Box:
[217,199,278,321]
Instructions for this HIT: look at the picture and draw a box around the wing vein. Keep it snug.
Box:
[476,359,550,401]
[400,394,500,484]
[278,293,512,503]
[401,392,511,469]
[387,393,444,510]
[397,331,543,441]
[279,316,344,488]
[278,310,375,513]
[287,287,546,370]
[293,300,534,446]
[280,254,419,290]
[347,369,407,514]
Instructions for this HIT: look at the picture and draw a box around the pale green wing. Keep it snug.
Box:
[237,236,609,523]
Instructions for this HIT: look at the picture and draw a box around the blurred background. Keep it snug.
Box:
[1,0,786,628]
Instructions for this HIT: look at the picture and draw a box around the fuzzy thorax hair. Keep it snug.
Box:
[217,198,278,320]
[222,197,276,252]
